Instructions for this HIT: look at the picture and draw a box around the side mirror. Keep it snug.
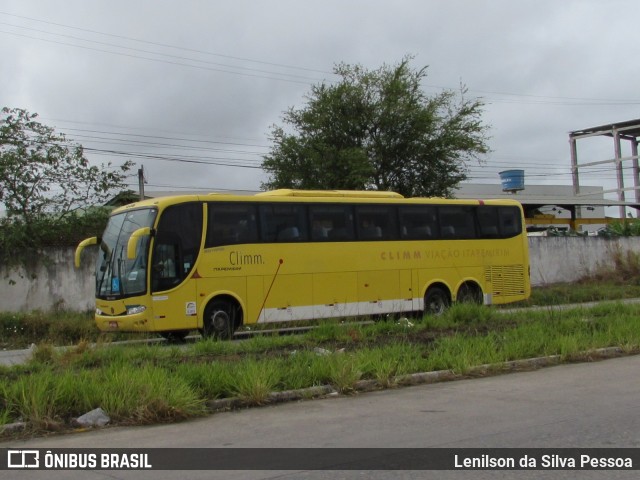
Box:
[75,237,98,268]
[127,227,152,259]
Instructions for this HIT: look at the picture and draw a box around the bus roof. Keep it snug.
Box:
[110,189,523,215]
[256,189,404,199]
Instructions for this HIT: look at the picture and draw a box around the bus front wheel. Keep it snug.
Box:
[424,287,450,316]
[203,300,238,340]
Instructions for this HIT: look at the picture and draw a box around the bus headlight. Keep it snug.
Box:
[126,305,147,315]
[96,308,104,315]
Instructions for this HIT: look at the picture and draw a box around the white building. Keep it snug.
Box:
[455,183,619,234]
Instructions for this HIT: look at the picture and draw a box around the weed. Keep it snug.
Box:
[5,372,62,430]
[443,303,495,325]
[176,362,236,399]
[327,353,362,393]
[359,352,398,387]
[230,360,279,405]
[29,343,57,365]
[279,351,328,390]
[306,321,350,343]
[357,344,424,386]
[98,364,206,422]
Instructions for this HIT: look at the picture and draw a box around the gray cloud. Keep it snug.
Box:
[1,0,639,199]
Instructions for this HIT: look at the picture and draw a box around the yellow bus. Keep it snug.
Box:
[75,189,530,339]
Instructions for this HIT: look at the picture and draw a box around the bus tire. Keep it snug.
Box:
[203,299,238,340]
[457,282,483,304]
[424,286,450,316]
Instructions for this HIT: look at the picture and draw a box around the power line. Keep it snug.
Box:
[60,127,269,150]
[44,116,269,145]
[7,124,626,181]
[0,11,334,75]
[3,11,638,106]
[0,21,331,84]
[66,135,266,160]
[423,84,640,106]
[0,29,326,85]
[83,147,264,169]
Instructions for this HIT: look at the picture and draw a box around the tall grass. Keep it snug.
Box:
[0,310,154,350]
[173,362,236,399]
[521,246,640,307]
[325,353,362,393]
[5,372,62,430]
[1,362,206,430]
[278,350,331,390]
[356,344,425,387]
[594,247,640,284]
[99,364,206,422]
[229,360,280,405]
[3,300,640,435]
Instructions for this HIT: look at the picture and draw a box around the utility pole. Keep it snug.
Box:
[138,165,146,200]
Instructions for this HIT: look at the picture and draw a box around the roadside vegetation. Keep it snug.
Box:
[524,281,640,308]
[2,278,640,438]
[2,252,640,438]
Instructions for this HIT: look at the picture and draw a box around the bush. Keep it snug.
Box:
[0,311,97,350]
[602,219,640,237]
[0,208,110,266]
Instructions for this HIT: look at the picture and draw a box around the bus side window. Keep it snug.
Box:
[439,206,476,239]
[355,205,397,240]
[477,206,501,238]
[499,207,521,237]
[441,226,456,238]
[259,204,308,242]
[206,203,258,247]
[309,205,354,242]
[399,206,439,240]
[312,221,330,240]
[152,241,182,292]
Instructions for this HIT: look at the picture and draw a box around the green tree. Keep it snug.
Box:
[0,107,132,223]
[0,107,133,263]
[262,57,490,197]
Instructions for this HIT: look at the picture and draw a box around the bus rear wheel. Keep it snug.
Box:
[203,300,238,340]
[424,287,450,316]
[457,283,483,304]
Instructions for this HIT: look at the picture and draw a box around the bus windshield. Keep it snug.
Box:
[96,208,157,299]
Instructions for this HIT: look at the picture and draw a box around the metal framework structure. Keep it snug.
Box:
[570,119,640,218]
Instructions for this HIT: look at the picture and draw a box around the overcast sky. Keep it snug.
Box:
[2,0,639,206]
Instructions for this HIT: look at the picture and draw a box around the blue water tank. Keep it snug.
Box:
[499,169,525,192]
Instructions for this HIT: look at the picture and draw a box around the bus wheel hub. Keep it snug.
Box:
[212,310,229,330]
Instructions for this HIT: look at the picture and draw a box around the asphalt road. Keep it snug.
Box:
[2,354,640,480]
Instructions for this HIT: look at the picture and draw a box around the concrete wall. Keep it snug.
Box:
[2,238,640,312]
[0,246,97,312]
[528,236,640,285]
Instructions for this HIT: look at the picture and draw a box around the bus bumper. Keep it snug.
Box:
[95,306,153,332]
